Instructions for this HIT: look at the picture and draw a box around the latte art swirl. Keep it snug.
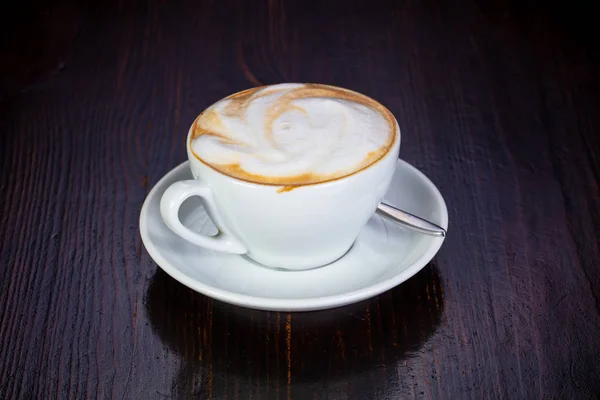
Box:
[190,83,398,185]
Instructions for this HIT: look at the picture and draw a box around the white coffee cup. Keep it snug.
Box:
[160,85,400,270]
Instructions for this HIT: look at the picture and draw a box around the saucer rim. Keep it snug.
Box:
[139,159,448,311]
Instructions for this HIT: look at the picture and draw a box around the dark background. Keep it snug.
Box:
[1,0,599,399]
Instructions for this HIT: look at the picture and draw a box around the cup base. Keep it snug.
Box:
[242,242,356,272]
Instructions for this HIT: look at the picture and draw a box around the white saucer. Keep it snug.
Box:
[140,160,448,311]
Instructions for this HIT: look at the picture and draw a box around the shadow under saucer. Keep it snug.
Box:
[144,262,445,399]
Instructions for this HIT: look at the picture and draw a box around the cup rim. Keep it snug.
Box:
[185,83,401,189]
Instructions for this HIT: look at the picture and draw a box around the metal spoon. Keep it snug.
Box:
[376,202,446,237]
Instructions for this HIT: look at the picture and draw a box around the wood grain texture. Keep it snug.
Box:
[1,0,599,398]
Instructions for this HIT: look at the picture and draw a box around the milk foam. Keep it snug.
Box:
[190,83,396,185]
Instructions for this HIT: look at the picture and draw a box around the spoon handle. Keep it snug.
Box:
[376,202,447,237]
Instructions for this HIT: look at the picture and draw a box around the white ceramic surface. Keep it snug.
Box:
[140,159,448,312]
[159,103,401,270]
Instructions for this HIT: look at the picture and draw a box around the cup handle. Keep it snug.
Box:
[159,180,247,254]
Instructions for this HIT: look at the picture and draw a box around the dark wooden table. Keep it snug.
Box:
[1,0,599,398]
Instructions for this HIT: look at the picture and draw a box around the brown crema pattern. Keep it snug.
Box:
[190,84,398,186]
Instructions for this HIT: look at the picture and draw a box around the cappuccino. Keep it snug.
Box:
[162,83,401,269]
[190,83,398,185]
